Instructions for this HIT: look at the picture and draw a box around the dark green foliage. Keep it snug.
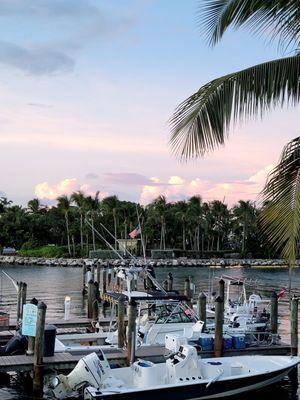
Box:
[0,194,281,258]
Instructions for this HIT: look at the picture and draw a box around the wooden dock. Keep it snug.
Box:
[0,343,291,373]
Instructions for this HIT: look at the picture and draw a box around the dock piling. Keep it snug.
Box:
[117,299,125,348]
[214,296,223,357]
[17,282,27,321]
[291,296,298,356]
[127,300,137,365]
[87,280,97,319]
[33,302,47,396]
[198,292,206,330]
[270,291,278,334]
[167,272,173,291]
[82,265,87,295]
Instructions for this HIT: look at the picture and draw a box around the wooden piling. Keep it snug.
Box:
[163,280,168,291]
[96,263,100,284]
[117,299,125,348]
[291,296,298,356]
[127,300,137,365]
[16,282,23,322]
[33,302,47,396]
[87,280,97,319]
[167,273,173,291]
[100,267,107,297]
[92,300,99,329]
[27,298,38,355]
[197,292,206,330]
[20,282,27,320]
[270,291,278,334]
[214,296,223,357]
[184,278,192,307]
[82,265,87,294]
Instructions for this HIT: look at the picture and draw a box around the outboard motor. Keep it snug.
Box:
[49,351,110,399]
[0,331,28,355]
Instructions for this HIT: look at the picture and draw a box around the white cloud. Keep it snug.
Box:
[34,178,108,200]
[139,165,274,206]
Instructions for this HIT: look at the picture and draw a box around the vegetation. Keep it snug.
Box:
[169,1,300,276]
[0,194,279,258]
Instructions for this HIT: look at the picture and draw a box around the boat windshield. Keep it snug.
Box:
[155,305,197,324]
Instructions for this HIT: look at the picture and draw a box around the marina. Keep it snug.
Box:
[0,264,299,399]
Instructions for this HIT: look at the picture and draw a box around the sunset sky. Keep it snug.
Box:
[1,0,299,206]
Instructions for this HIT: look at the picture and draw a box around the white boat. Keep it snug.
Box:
[49,335,300,400]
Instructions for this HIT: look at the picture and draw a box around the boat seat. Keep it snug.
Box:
[183,321,204,340]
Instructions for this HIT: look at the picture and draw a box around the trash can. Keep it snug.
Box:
[43,324,56,357]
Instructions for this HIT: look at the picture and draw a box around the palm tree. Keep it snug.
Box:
[259,137,300,294]
[175,201,189,250]
[85,192,100,251]
[233,200,256,255]
[170,1,300,159]
[27,198,41,214]
[57,195,72,255]
[147,196,169,250]
[71,191,86,252]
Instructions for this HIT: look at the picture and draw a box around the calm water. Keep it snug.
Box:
[0,264,299,400]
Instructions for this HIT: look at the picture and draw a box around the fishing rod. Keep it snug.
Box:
[1,270,18,291]
[85,218,125,261]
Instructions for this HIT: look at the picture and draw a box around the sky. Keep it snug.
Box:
[0,0,299,207]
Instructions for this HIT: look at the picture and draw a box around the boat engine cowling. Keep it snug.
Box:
[50,351,110,399]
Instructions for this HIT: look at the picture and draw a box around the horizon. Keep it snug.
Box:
[0,0,299,206]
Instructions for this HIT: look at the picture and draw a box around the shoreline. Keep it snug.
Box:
[0,255,298,269]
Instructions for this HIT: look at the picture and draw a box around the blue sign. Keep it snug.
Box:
[22,304,38,337]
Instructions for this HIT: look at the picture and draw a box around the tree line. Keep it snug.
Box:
[0,193,278,258]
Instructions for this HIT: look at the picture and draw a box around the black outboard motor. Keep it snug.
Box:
[0,330,28,355]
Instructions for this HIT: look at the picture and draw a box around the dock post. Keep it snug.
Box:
[82,264,87,294]
[163,279,168,291]
[20,282,27,320]
[214,296,223,357]
[184,278,192,307]
[291,296,298,356]
[218,278,225,303]
[16,282,23,321]
[127,300,137,365]
[27,298,38,355]
[96,263,100,284]
[117,299,125,348]
[270,291,278,334]
[33,302,47,396]
[100,267,107,298]
[167,272,173,291]
[92,300,99,329]
[87,280,97,319]
[198,292,206,330]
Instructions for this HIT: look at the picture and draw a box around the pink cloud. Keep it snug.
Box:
[139,165,274,206]
[34,178,109,200]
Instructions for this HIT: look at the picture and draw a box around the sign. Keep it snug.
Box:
[22,303,38,337]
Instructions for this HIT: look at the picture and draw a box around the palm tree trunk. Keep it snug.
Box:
[183,224,186,251]
[91,216,96,251]
[217,235,220,252]
[242,223,246,253]
[86,233,89,256]
[65,212,71,255]
[113,215,117,250]
[80,212,83,251]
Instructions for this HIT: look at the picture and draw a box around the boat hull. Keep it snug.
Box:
[85,365,297,400]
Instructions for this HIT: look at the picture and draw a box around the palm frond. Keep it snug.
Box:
[259,137,300,264]
[170,55,300,159]
[198,0,300,48]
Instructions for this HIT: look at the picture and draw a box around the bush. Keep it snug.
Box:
[89,250,121,259]
[19,245,69,258]
[151,249,175,259]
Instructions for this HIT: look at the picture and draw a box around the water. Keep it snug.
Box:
[0,265,299,399]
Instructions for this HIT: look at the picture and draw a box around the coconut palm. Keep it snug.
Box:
[170,0,300,159]
[233,200,257,255]
[57,195,72,255]
[71,191,86,252]
[175,201,189,250]
[187,195,203,251]
[259,137,300,293]
[85,191,100,251]
[27,198,42,214]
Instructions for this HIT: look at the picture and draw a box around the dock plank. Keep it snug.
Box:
[0,343,291,373]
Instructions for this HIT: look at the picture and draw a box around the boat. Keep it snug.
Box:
[49,335,300,400]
